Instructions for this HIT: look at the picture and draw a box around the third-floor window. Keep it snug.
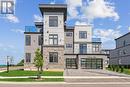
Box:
[49,34,58,45]
[79,31,87,39]
[49,16,58,27]
[25,35,31,46]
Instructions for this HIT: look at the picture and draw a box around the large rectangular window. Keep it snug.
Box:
[49,34,58,45]
[80,44,87,54]
[49,16,58,27]
[25,35,31,46]
[92,44,100,52]
[25,53,31,63]
[49,52,58,63]
[66,58,77,69]
[38,35,42,45]
[79,31,87,39]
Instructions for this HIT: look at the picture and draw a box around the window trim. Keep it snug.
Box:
[49,52,58,63]
[66,44,72,48]
[49,16,58,27]
[25,35,31,46]
[25,53,31,63]
[79,31,87,39]
[49,34,58,45]
[66,32,72,37]
[79,44,87,54]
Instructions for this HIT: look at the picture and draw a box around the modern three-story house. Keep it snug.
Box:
[24,4,108,70]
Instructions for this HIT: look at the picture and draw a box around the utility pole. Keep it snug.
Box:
[7,56,10,73]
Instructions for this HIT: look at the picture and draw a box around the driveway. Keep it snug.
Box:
[64,69,130,77]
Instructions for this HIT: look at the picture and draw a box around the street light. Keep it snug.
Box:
[7,56,10,73]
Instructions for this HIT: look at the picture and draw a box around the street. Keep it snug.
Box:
[0,82,130,87]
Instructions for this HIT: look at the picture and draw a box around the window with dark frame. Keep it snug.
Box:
[25,35,31,46]
[66,44,72,48]
[79,31,87,39]
[49,52,58,63]
[38,35,42,45]
[92,44,100,52]
[49,34,58,45]
[49,16,58,27]
[66,32,72,37]
[79,44,87,54]
[25,53,31,63]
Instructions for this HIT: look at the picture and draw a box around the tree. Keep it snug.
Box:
[34,48,44,79]
[17,59,24,66]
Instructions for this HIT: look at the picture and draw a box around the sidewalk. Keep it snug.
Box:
[0,76,130,79]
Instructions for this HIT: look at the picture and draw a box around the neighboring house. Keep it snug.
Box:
[110,32,130,66]
[24,4,108,70]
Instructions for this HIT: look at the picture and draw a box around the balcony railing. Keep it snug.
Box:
[25,26,37,32]
[92,38,101,42]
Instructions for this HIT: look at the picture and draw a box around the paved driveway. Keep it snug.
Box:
[64,69,130,77]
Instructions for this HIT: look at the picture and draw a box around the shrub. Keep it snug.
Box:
[120,66,124,73]
[116,65,120,72]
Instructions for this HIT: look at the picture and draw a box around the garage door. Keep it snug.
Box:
[66,58,77,69]
[81,58,103,69]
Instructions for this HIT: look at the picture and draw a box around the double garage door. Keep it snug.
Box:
[66,58,103,69]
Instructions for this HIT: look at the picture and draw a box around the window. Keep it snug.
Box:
[79,31,87,39]
[66,32,72,37]
[123,40,126,46]
[38,35,42,45]
[25,53,31,63]
[92,44,100,52]
[80,44,87,54]
[66,58,77,69]
[66,44,72,48]
[49,16,58,27]
[49,52,58,63]
[25,35,31,46]
[49,34,58,45]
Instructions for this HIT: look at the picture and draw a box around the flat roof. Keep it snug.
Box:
[39,4,67,8]
[115,32,130,40]
[39,4,67,21]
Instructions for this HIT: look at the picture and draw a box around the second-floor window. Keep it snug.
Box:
[49,34,58,45]
[25,53,31,63]
[66,44,72,48]
[66,32,72,37]
[80,44,87,54]
[49,16,58,27]
[38,35,42,46]
[25,35,31,46]
[92,44,100,52]
[79,31,87,39]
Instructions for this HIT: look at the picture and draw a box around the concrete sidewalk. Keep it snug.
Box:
[0,76,130,79]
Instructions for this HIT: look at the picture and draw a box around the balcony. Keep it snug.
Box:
[92,38,101,43]
[25,26,37,32]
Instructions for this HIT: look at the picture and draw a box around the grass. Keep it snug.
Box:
[0,70,63,77]
[0,78,64,82]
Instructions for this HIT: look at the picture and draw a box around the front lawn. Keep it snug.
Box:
[0,78,64,82]
[0,70,63,77]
